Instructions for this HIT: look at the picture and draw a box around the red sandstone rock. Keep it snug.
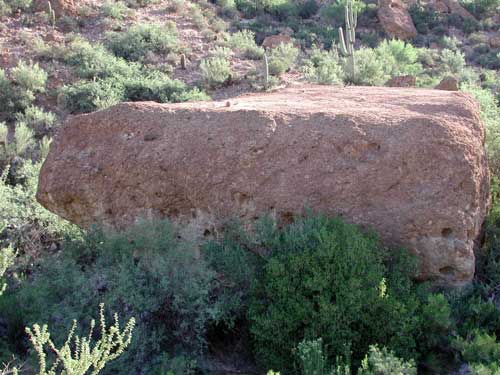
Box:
[34,0,76,18]
[377,0,417,40]
[386,75,416,87]
[37,85,490,286]
[435,76,459,91]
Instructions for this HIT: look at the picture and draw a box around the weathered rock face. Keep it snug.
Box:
[377,0,417,40]
[37,85,490,286]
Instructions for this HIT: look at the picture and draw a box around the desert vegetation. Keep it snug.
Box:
[0,0,499,373]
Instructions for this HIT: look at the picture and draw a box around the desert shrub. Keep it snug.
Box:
[60,72,209,113]
[375,40,423,77]
[8,220,223,375]
[0,122,35,165]
[439,48,466,75]
[302,47,343,84]
[461,0,499,17]
[321,0,366,24]
[26,304,135,375]
[297,0,319,18]
[461,84,500,177]
[228,30,265,60]
[257,0,297,20]
[217,0,238,18]
[0,158,75,246]
[267,42,299,75]
[107,22,179,61]
[358,346,416,375]
[0,246,15,296]
[200,57,232,87]
[0,0,31,15]
[408,3,440,34]
[351,47,387,85]
[0,62,47,116]
[15,106,56,137]
[59,79,125,113]
[454,330,500,370]
[101,0,130,19]
[248,215,423,372]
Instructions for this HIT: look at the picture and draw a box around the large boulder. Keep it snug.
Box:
[37,85,490,286]
[377,0,418,40]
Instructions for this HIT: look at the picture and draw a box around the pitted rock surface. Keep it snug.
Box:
[37,85,490,286]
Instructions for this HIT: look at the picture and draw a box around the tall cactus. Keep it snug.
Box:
[338,0,357,81]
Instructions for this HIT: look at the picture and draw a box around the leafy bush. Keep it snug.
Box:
[454,330,500,368]
[59,71,209,113]
[0,122,35,165]
[101,0,130,20]
[8,220,224,375]
[15,106,56,137]
[351,47,387,85]
[461,84,500,177]
[200,57,232,87]
[248,215,422,372]
[0,246,15,296]
[375,40,423,78]
[0,159,75,247]
[0,62,48,117]
[408,3,440,34]
[107,23,179,61]
[0,0,31,16]
[228,30,265,60]
[461,0,499,17]
[267,42,299,75]
[358,346,416,375]
[302,47,343,84]
[321,0,366,25]
[63,38,139,79]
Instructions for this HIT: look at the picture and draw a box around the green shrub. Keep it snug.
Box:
[107,23,179,61]
[248,215,422,372]
[10,219,223,375]
[454,330,500,366]
[258,0,297,20]
[461,0,499,17]
[302,47,343,85]
[0,0,31,15]
[321,0,366,24]
[297,338,329,375]
[101,0,130,19]
[228,30,265,60]
[200,57,232,87]
[439,48,466,76]
[63,38,139,79]
[375,40,423,77]
[0,62,48,116]
[0,246,15,296]
[461,84,500,177]
[15,106,56,137]
[408,3,440,34]
[59,79,125,113]
[0,159,75,247]
[60,72,209,113]
[358,346,416,375]
[267,42,299,75]
[351,47,387,85]
[0,121,35,165]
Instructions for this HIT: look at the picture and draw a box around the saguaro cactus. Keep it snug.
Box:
[338,0,357,81]
[263,52,269,90]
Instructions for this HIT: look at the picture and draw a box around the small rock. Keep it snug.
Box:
[489,35,500,49]
[435,76,459,91]
[386,75,416,87]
